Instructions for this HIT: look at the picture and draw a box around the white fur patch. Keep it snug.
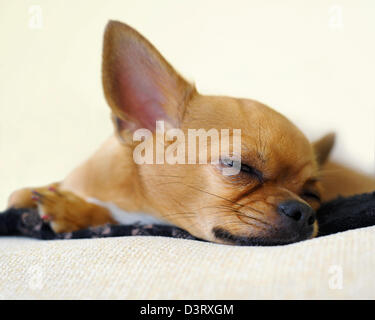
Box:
[36,203,45,218]
[86,197,172,226]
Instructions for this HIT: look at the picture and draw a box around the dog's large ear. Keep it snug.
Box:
[102,20,195,134]
[313,132,335,166]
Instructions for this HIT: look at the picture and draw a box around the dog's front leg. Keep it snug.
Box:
[7,183,60,209]
[8,185,116,233]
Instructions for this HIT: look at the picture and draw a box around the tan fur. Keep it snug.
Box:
[7,21,375,245]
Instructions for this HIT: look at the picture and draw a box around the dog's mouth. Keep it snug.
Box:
[212,226,315,246]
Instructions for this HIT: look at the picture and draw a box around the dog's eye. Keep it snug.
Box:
[302,190,321,202]
[221,159,263,182]
[240,164,264,182]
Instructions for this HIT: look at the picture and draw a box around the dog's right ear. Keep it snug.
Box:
[102,20,195,135]
[313,132,335,166]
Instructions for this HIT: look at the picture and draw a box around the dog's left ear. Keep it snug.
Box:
[102,20,196,134]
[313,132,335,166]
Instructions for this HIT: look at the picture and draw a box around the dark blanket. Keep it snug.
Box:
[0,192,374,243]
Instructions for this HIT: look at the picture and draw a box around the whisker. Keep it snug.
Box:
[216,208,272,228]
[218,219,265,232]
[144,179,273,230]
[148,174,186,179]
[196,204,271,226]
[161,211,197,220]
[182,184,265,214]
[147,174,267,215]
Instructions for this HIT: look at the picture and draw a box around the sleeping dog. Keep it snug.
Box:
[7,21,375,245]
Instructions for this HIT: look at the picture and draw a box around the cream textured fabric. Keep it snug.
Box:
[0,227,374,299]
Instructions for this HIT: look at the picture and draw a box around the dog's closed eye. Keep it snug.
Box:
[301,190,321,202]
[240,163,264,183]
[221,158,264,182]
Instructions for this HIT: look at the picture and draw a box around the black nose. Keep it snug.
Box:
[278,200,316,226]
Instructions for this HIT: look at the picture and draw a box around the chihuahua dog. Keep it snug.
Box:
[7,21,375,245]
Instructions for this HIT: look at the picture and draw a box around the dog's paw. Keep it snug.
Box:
[8,183,60,209]
[31,187,91,233]
[31,187,115,233]
[8,188,37,209]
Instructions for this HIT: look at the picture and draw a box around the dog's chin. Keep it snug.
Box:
[212,226,315,246]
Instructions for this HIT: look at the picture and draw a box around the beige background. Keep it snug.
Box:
[0,0,374,209]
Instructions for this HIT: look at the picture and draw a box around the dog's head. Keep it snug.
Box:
[102,21,334,245]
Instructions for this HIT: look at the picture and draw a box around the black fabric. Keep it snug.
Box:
[0,207,200,241]
[0,192,374,243]
[316,192,375,237]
